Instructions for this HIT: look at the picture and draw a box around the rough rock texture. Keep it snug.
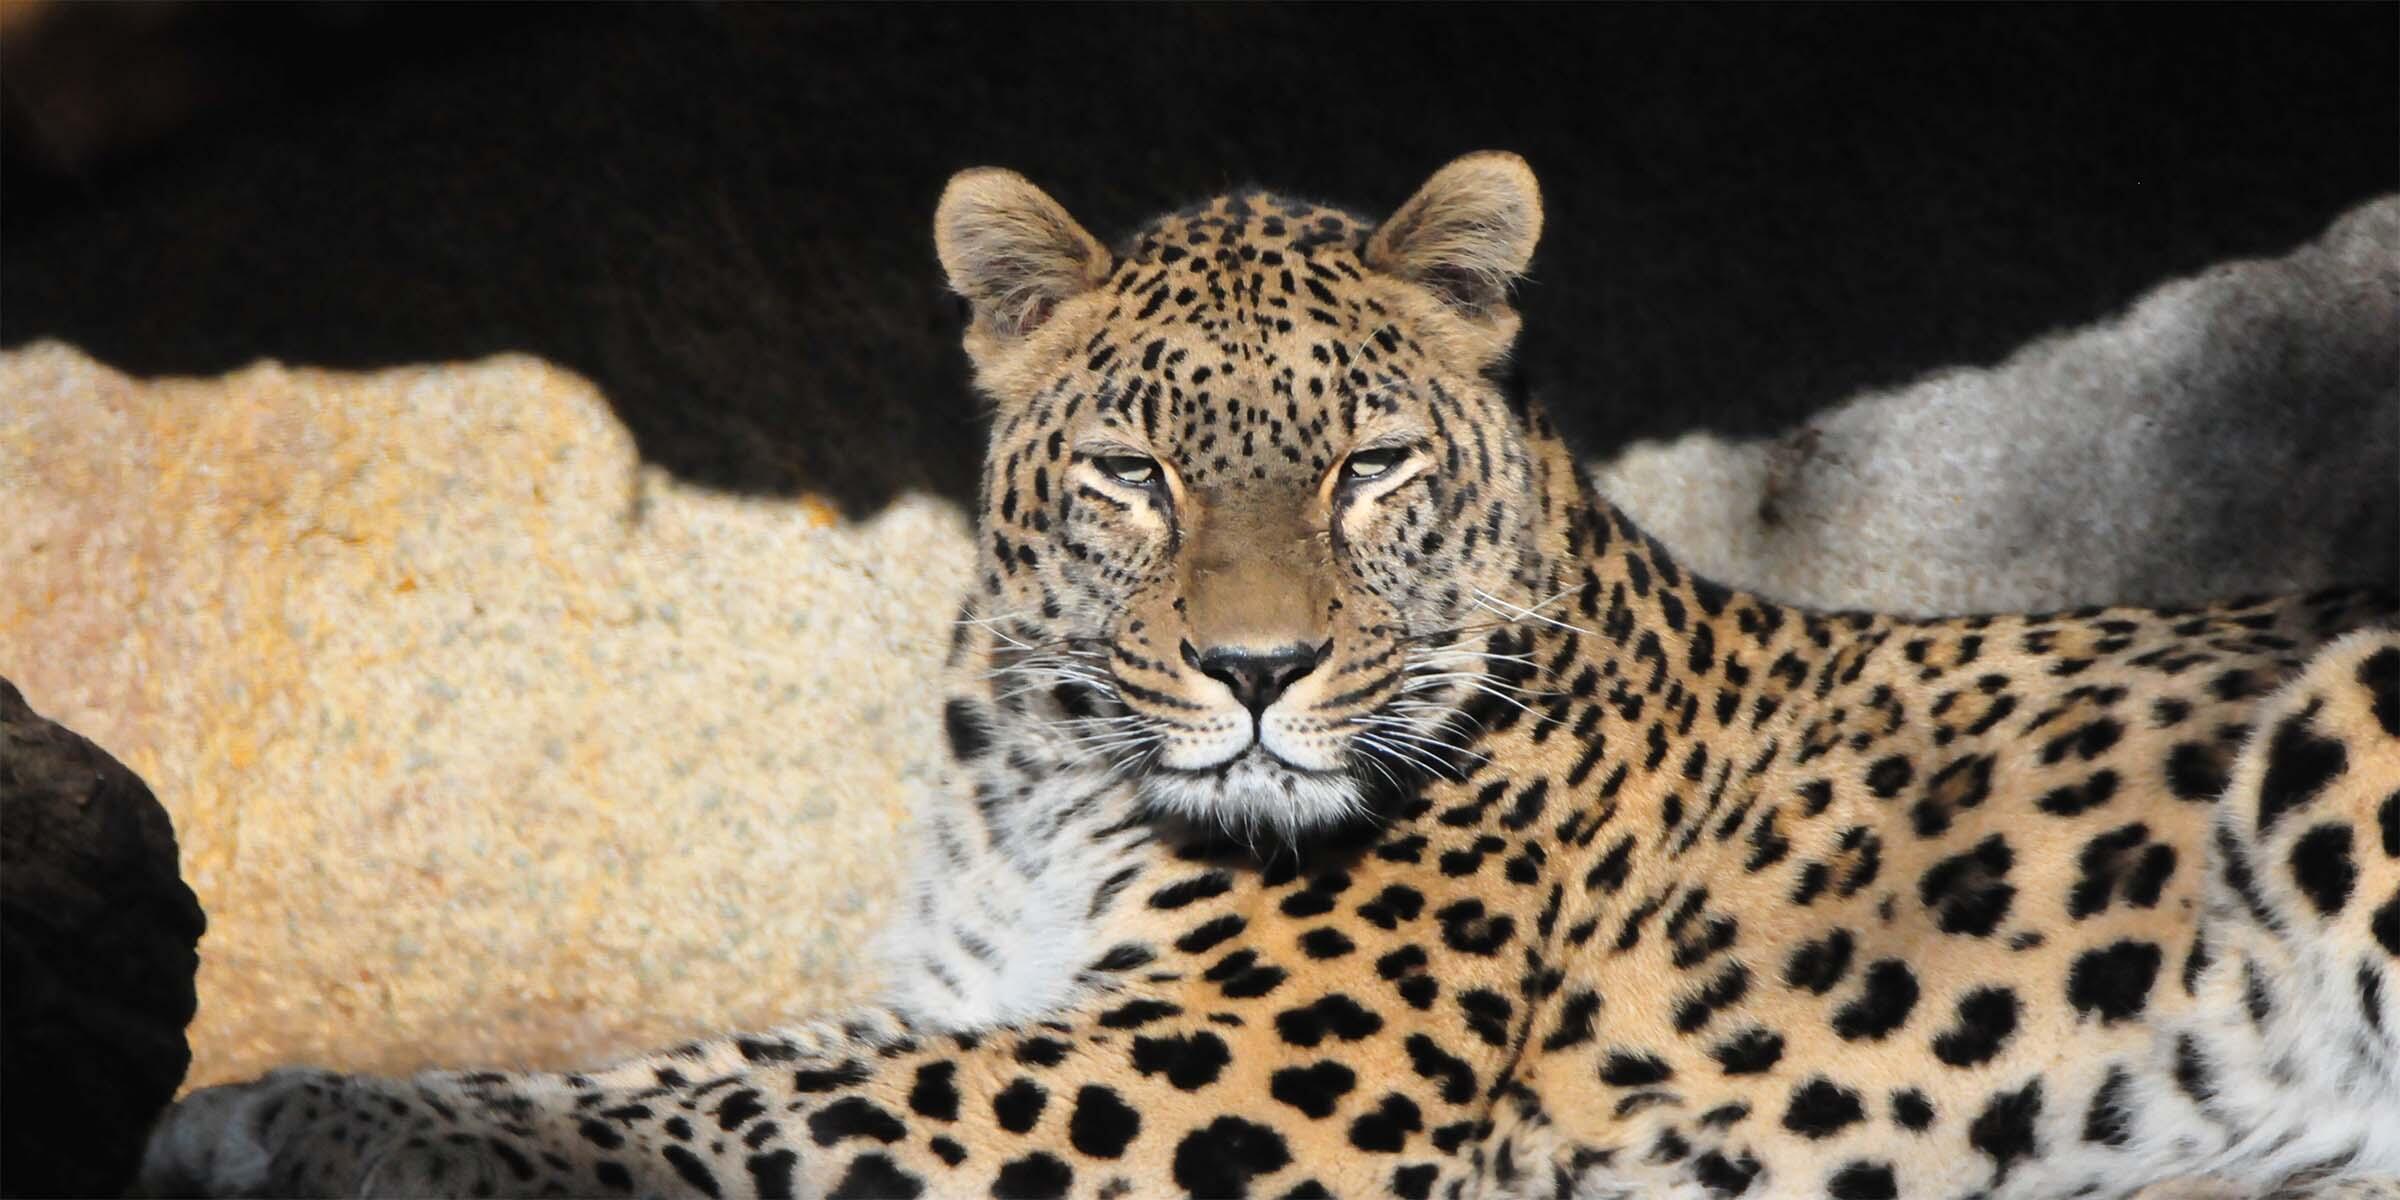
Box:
[1,676,206,1199]
[1597,195,2400,615]
[1,201,2392,1089]
[0,345,969,1087]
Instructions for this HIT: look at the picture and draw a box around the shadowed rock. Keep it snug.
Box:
[2,677,205,1199]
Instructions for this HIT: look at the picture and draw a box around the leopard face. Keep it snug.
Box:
[937,154,1560,836]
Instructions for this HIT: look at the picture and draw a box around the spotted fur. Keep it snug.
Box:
[143,155,2400,1199]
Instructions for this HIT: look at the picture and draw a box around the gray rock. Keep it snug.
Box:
[1597,195,2400,615]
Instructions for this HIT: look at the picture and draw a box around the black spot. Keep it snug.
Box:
[1932,987,2020,1066]
[791,1062,871,1092]
[486,1139,535,1182]
[746,1149,797,1200]
[2067,941,2163,1023]
[1358,884,1427,929]
[943,698,991,761]
[2360,962,2387,1035]
[1833,960,1921,1040]
[1865,756,1913,799]
[1275,994,1384,1047]
[1783,928,1856,994]
[2173,1033,2215,1104]
[1585,835,1638,893]
[595,1161,634,1192]
[1405,1034,1477,1103]
[579,1119,624,1150]
[715,1089,766,1132]
[2256,706,2347,834]
[1099,999,1182,1029]
[1434,898,1516,955]
[807,1097,906,1146]
[1204,949,1290,999]
[1391,1163,1439,1200]
[2042,718,2124,764]
[1694,1149,1761,1195]
[1172,1117,1292,1198]
[1150,870,1236,909]
[2241,957,2275,1024]
[992,1077,1048,1133]
[1912,754,1995,837]
[2381,790,2400,858]
[1919,835,2016,937]
[1968,1081,2042,1184]
[1782,1077,1865,1138]
[2069,822,2158,919]
[1299,927,1356,959]
[2289,824,2358,915]
[2082,1067,2130,1146]
[737,1037,800,1064]
[1542,989,1601,1051]
[1652,1127,1693,1163]
[2165,742,2229,801]
[1015,1037,1070,1067]
[2037,769,2121,817]
[1129,1031,1231,1090]
[1269,1061,1357,1119]
[1063,1085,1141,1158]
[1176,915,1248,954]
[1891,1089,1935,1131]
[1711,1027,1785,1075]
[2363,648,2400,736]
[1458,988,1515,1046]
[1280,1182,1334,1200]
[826,1154,923,1200]
[929,1136,966,1166]
[992,1152,1074,1200]
[1347,1093,1424,1153]
[908,1062,959,1121]
[1601,1050,1673,1087]
[660,1145,723,1198]
[1827,1161,1898,1200]
[2377,893,2400,957]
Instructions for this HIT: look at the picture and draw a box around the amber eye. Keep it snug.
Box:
[1341,447,1410,482]
[1094,455,1161,486]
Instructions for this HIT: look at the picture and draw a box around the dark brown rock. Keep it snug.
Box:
[2,676,205,1199]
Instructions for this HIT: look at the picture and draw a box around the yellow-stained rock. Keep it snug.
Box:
[0,342,972,1086]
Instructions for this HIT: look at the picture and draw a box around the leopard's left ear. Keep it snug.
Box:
[1365,151,1543,318]
[935,167,1113,344]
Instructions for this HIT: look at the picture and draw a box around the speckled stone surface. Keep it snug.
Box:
[1,342,970,1087]
[1596,196,2399,615]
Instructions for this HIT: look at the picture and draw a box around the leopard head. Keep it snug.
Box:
[937,152,1568,837]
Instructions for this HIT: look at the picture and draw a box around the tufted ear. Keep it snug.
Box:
[935,168,1113,343]
[1365,151,1544,317]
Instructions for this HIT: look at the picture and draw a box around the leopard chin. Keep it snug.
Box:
[1132,747,1369,839]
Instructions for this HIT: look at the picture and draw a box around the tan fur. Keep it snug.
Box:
[934,167,1113,346]
[1364,150,1542,320]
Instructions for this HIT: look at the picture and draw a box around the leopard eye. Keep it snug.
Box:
[1341,446,1410,482]
[1094,454,1161,486]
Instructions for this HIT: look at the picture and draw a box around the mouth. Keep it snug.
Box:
[1156,743,1335,780]
[1132,745,1372,838]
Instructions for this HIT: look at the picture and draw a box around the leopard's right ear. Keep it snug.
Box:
[935,168,1112,349]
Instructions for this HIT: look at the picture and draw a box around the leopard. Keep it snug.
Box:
[140,153,2400,1199]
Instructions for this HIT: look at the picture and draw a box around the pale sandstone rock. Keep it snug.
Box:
[0,343,970,1086]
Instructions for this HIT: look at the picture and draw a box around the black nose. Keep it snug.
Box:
[1189,642,1325,717]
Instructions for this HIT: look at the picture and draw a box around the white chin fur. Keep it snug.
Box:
[1135,751,1366,838]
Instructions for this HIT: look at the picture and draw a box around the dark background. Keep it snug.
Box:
[6,3,2394,515]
